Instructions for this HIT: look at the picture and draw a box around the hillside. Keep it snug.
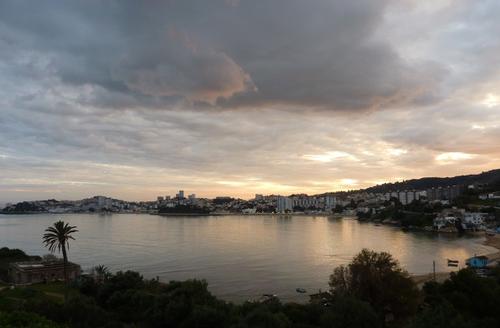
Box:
[363,169,500,193]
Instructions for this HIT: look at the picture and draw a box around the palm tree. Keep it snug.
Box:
[42,220,78,282]
[93,264,110,283]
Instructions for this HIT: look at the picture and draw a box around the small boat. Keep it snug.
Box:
[296,288,307,293]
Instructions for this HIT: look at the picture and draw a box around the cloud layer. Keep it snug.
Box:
[1,0,500,202]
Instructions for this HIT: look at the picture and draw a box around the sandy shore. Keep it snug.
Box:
[412,233,500,287]
[484,233,500,249]
[483,234,500,261]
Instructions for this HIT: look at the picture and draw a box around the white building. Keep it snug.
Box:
[188,194,197,205]
[324,195,337,210]
[479,192,500,200]
[406,191,415,204]
[242,208,257,214]
[96,196,112,210]
[462,212,486,230]
[398,191,407,205]
[291,195,337,211]
[276,196,293,213]
[433,216,457,230]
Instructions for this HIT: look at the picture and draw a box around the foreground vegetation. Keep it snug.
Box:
[1,248,500,328]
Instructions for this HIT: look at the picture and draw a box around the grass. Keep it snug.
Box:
[0,281,78,304]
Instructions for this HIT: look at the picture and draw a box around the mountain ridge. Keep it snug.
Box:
[359,169,500,194]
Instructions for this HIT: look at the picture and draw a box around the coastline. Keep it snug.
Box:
[483,234,500,261]
[412,232,500,287]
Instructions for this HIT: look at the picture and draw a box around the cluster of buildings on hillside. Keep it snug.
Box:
[272,185,466,213]
[479,191,500,200]
[1,196,157,214]
[276,194,338,213]
[157,190,199,207]
[3,184,499,231]
[272,184,500,233]
[433,209,491,232]
[378,185,464,205]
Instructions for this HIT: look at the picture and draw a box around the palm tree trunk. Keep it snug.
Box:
[61,244,69,302]
[61,244,68,282]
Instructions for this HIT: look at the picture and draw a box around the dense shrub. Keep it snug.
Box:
[329,249,420,324]
[2,249,500,328]
[0,311,60,328]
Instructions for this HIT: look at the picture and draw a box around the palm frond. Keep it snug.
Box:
[42,220,78,255]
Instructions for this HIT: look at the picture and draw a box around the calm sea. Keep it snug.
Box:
[0,213,495,302]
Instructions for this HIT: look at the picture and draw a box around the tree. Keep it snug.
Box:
[42,220,78,282]
[320,296,380,328]
[329,249,420,324]
[0,311,61,328]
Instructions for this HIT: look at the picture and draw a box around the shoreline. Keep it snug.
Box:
[483,234,500,261]
[412,232,500,287]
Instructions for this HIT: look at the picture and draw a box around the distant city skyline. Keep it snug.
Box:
[1,1,500,203]
[0,169,492,205]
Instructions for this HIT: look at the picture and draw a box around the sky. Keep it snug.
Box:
[1,0,500,203]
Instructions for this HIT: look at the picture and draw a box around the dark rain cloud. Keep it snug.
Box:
[0,0,442,111]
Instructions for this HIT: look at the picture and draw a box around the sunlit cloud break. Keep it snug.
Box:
[481,93,500,108]
[303,151,358,163]
[435,152,476,164]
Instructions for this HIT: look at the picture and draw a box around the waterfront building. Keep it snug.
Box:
[433,216,458,231]
[276,196,293,213]
[462,212,486,230]
[466,256,489,269]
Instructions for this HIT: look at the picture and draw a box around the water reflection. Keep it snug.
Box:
[0,213,496,302]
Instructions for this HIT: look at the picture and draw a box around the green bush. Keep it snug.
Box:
[0,311,60,328]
